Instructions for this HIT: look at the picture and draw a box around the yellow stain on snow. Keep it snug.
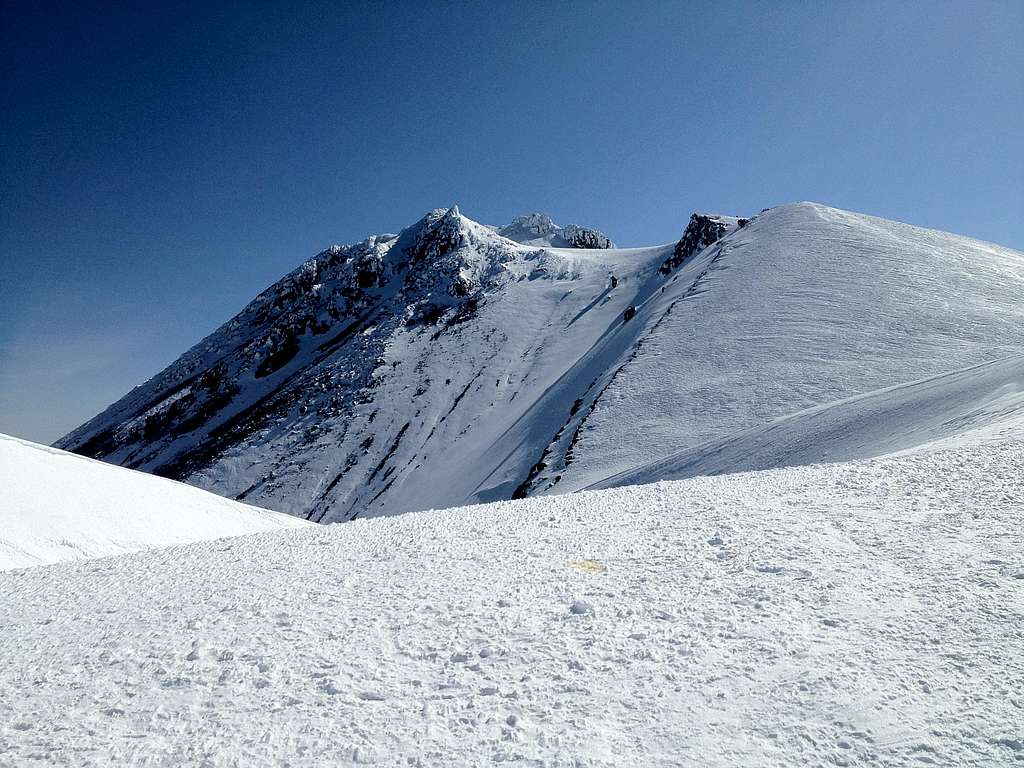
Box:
[567,559,608,575]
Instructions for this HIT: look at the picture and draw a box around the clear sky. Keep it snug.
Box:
[2,0,1022,444]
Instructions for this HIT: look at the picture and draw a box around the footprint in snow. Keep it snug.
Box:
[319,680,342,696]
[569,600,594,616]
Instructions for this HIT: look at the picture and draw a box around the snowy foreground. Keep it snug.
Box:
[2,439,1022,766]
[0,433,309,570]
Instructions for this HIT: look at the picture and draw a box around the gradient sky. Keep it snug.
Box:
[2,0,1022,444]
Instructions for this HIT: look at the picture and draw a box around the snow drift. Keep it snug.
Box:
[0,433,310,570]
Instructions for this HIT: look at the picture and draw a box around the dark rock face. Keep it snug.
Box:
[660,214,732,274]
[56,205,512,495]
[560,225,614,249]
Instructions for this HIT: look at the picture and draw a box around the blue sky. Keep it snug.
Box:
[2,0,1022,443]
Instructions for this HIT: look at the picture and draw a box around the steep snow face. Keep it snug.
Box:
[0,433,309,570]
[57,202,1024,520]
[2,437,1022,766]
[533,202,1024,492]
[591,354,1024,489]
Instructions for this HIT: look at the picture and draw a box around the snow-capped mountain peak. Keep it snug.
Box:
[498,212,558,239]
[56,202,1024,523]
[496,213,615,249]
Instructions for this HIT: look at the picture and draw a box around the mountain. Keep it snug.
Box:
[0,432,309,570]
[57,203,1024,521]
[4,433,1021,765]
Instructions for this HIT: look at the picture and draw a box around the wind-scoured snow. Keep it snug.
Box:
[592,354,1024,489]
[0,433,310,570]
[1,438,1021,766]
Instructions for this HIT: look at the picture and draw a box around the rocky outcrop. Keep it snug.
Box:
[560,224,614,249]
[498,214,615,249]
[56,205,521,488]
[497,213,559,243]
[660,214,733,274]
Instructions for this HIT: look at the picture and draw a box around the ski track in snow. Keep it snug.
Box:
[591,353,1024,490]
[2,439,1022,766]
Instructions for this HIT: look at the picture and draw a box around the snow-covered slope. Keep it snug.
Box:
[593,354,1024,489]
[57,203,1024,520]
[541,203,1024,492]
[2,437,1021,766]
[54,207,681,521]
[0,433,309,570]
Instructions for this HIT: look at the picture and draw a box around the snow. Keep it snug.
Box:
[495,213,615,248]
[0,433,310,570]
[552,203,1024,491]
[592,353,1024,489]
[1,437,1022,765]
[4,203,1024,764]
[53,202,1024,524]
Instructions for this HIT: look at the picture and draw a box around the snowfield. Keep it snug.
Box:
[593,353,1024,489]
[2,437,1022,766]
[0,433,310,570]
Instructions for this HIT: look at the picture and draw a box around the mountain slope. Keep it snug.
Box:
[591,354,1024,489]
[0,433,309,570]
[57,203,1024,520]
[55,208,695,521]
[534,203,1024,492]
[3,436,1022,766]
